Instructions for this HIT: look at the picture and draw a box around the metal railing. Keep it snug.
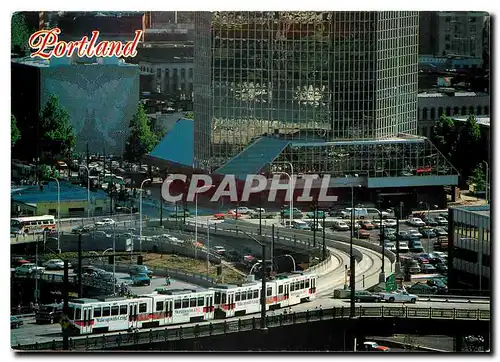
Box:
[12,271,115,293]
[14,305,490,351]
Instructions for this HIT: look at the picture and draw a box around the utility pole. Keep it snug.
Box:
[313,202,317,248]
[62,260,69,350]
[378,196,386,283]
[395,202,403,274]
[322,212,326,260]
[160,194,163,227]
[78,233,83,297]
[271,224,275,274]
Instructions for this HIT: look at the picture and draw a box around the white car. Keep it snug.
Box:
[380,290,418,303]
[407,217,426,227]
[212,246,226,255]
[383,242,396,252]
[383,219,397,228]
[234,207,250,214]
[102,218,115,225]
[15,263,45,275]
[43,259,67,270]
[332,220,350,231]
[407,229,423,238]
[398,241,409,253]
[436,216,448,225]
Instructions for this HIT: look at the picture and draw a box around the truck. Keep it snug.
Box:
[379,289,418,303]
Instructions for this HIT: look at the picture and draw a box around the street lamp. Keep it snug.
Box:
[195,185,215,261]
[420,201,432,253]
[345,174,359,318]
[50,177,61,253]
[139,178,151,253]
[273,171,293,229]
[482,161,489,204]
[378,197,386,284]
[241,230,267,331]
[80,165,91,219]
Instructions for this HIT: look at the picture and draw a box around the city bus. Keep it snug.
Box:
[10,215,56,235]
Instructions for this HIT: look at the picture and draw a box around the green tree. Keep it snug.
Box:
[432,114,460,161]
[467,163,486,192]
[11,12,32,56]
[11,114,21,147]
[39,95,76,162]
[124,103,158,164]
[184,111,194,120]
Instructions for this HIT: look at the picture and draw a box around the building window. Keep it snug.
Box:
[446,16,451,23]
[157,68,161,79]
[430,108,436,120]
[484,106,489,115]
[68,207,84,214]
[445,43,450,50]
[453,107,459,115]
[438,107,444,117]
[469,106,475,115]
[445,35,450,41]
[188,68,193,78]
[48,209,56,215]
[477,106,482,115]
[422,108,428,120]
[461,106,467,115]
[470,17,476,23]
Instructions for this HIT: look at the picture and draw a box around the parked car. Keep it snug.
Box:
[43,259,68,270]
[409,240,424,253]
[131,273,151,286]
[432,251,447,259]
[362,341,390,352]
[11,256,31,268]
[383,219,397,228]
[102,218,115,225]
[281,207,304,218]
[170,210,191,218]
[435,263,448,274]
[357,229,371,239]
[383,241,396,252]
[398,241,409,253]
[425,217,439,227]
[398,231,411,240]
[35,303,63,324]
[436,216,448,226]
[11,316,23,329]
[72,226,92,234]
[291,220,311,230]
[380,289,418,303]
[404,260,421,274]
[407,282,438,295]
[359,220,375,230]
[353,291,382,303]
[309,221,323,231]
[419,227,436,238]
[332,220,350,231]
[420,264,437,274]
[407,217,426,227]
[407,229,423,239]
[306,210,325,219]
[129,265,153,278]
[426,279,448,293]
[413,255,429,264]
[233,206,250,214]
[433,227,448,237]
[15,263,45,276]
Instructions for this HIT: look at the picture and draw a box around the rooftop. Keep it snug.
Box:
[11,182,109,204]
[452,116,490,127]
[451,205,490,218]
[11,57,138,68]
[418,90,489,98]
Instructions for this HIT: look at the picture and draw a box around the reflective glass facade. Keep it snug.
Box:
[194,11,419,170]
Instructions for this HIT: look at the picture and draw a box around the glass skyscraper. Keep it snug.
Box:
[193,11,457,189]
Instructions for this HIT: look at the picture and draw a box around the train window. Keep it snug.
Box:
[295,282,300,290]
[103,307,110,317]
[241,292,247,301]
[247,291,252,299]
[190,298,197,307]
[156,301,164,312]
[266,287,272,297]
[93,308,101,317]
[182,299,189,308]
[120,305,127,315]
[305,280,310,288]
[278,285,283,294]
[197,297,204,307]
[235,292,241,302]
[222,294,227,304]
[139,303,147,313]
[175,300,181,309]
[111,306,119,316]
[291,284,295,292]
[300,281,305,289]
[253,290,259,299]
[75,308,81,320]
[215,292,221,304]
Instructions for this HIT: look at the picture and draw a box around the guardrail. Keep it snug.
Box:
[12,272,115,293]
[14,306,490,351]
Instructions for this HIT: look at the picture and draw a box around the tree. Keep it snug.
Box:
[124,103,158,164]
[11,114,21,147]
[184,112,194,120]
[467,163,486,192]
[11,12,32,56]
[39,95,76,162]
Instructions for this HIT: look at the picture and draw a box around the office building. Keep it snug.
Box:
[448,205,490,294]
[11,57,139,156]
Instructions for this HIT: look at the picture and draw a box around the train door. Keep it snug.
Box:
[128,302,139,329]
[227,292,235,316]
[284,283,290,303]
[310,278,317,296]
[80,306,94,334]
[165,300,173,324]
[204,295,213,319]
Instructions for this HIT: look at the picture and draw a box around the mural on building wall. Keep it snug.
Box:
[41,65,139,154]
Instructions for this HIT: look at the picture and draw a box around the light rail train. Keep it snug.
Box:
[67,272,317,335]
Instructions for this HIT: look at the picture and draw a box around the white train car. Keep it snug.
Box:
[212,282,263,318]
[271,272,317,308]
[68,289,216,335]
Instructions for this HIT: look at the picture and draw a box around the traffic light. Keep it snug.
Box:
[216,266,222,276]
[108,256,114,265]
[138,255,143,265]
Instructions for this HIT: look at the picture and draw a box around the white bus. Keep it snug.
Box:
[10,215,56,234]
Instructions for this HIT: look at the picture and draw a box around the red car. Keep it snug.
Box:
[362,341,390,352]
[358,229,371,239]
[213,213,225,220]
[226,210,242,219]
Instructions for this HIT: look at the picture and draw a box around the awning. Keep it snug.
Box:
[148,118,194,167]
[215,137,290,181]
